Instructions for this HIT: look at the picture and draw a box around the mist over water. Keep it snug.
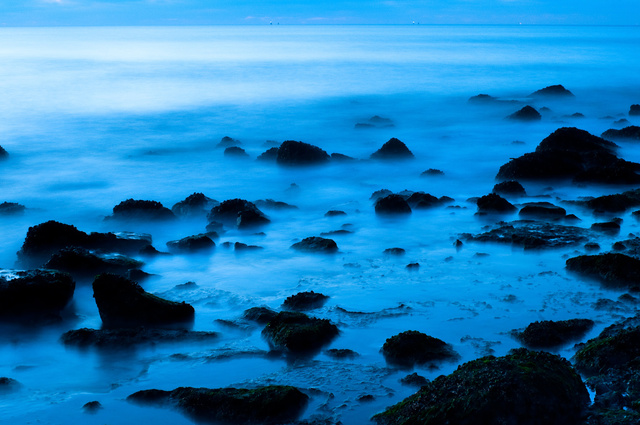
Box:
[1,25,640,423]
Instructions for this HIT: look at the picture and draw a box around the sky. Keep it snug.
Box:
[0,0,639,26]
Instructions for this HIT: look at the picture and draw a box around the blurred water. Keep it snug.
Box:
[1,25,640,424]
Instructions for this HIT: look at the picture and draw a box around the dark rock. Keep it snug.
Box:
[462,221,589,249]
[242,307,277,324]
[262,311,339,353]
[330,153,356,161]
[208,199,270,229]
[0,202,26,215]
[406,192,450,209]
[128,385,308,425]
[373,348,589,425]
[92,273,194,328]
[291,237,338,253]
[166,234,215,253]
[324,210,346,217]
[369,115,393,125]
[529,84,575,97]
[518,202,566,219]
[44,247,144,278]
[370,138,414,160]
[602,126,640,141]
[17,221,87,266]
[234,242,263,251]
[492,180,526,196]
[381,330,458,368]
[383,248,405,256]
[0,269,74,322]
[171,193,218,217]
[257,147,280,161]
[138,245,169,257]
[507,105,541,121]
[399,372,429,387]
[216,136,240,148]
[283,291,329,311]
[319,229,352,237]
[358,394,375,402]
[591,222,621,235]
[375,194,411,215]
[61,327,218,347]
[325,348,359,360]
[0,377,20,393]
[370,189,393,201]
[406,263,420,270]
[224,146,249,158]
[82,401,103,413]
[107,199,176,221]
[276,140,330,166]
[614,118,630,126]
[126,268,152,282]
[174,281,197,290]
[468,94,496,103]
[612,241,627,251]
[254,199,298,210]
[454,239,463,248]
[566,253,640,289]
[585,242,600,251]
[0,145,8,158]
[630,104,640,116]
[582,189,640,213]
[421,168,444,176]
[476,193,516,213]
[513,319,594,348]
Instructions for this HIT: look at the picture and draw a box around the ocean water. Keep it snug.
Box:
[1,25,640,424]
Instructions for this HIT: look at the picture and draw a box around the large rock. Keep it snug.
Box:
[92,273,194,328]
[0,269,75,322]
[381,330,458,368]
[290,237,338,253]
[106,199,176,221]
[462,221,589,249]
[375,194,412,215]
[476,193,516,213]
[262,311,339,353]
[370,138,414,160]
[513,319,594,348]
[566,253,640,289]
[518,202,566,219]
[507,105,541,121]
[406,192,451,209]
[128,385,308,425]
[630,104,640,116]
[492,180,526,196]
[61,327,218,348]
[171,193,219,217]
[373,348,589,425]
[581,188,640,212]
[601,126,640,141]
[44,247,143,278]
[208,199,270,229]
[529,84,575,97]
[242,306,278,324]
[166,234,215,253]
[276,140,330,166]
[282,291,329,311]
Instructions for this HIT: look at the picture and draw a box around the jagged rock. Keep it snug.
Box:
[171,193,219,217]
[276,140,330,166]
[61,327,218,347]
[529,84,575,97]
[518,202,566,219]
[476,193,516,213]
[566,253,640,289]
[0,202,26,215]
[262,311,339,353]
[492,180,526,196]
[283,291,329,311]
[374,348,589,425]
[630,104,640,116]
[602,126,640,141]
[375,194,411,215]
[242,307,277,324]
[0,269,74,322]
[291,237,338,253]
[166,234,215,253]
[106,199,176,221]
[44,247,143,278]
[513,319,594,348]
[370,138,414,160]
[208,199,270,229]
[128,385,308,425]
[507,105,541,121]
[381,330,458,368]
[92,273,194,328]
[224,146,249,158]
[462,221,589,249]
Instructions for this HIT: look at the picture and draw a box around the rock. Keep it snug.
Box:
[254,199,298,210]
[406,263,420,270]
[581,189,640,213]
[325,348,359,359]
[216,136,240,148]
[507,105,541,121]
[0,145,8,158]
[166,234,215,253]
[373,348,589,425]
[291,237,338,253]
[529,84,575,97]
[462,221,590,249]
[370,189,393,201]
[399,372,429,387]
[513,319,594,348]
[276,140,330,166]
[283,291,329,311]
[406,192,451,209]
[92,273,194,328]
[591,222,621,235]
[234,242,263,251]
[44,247,143,278]
[0,269,75,322]
[330,153,356,161]
[492,180,526,196]
[630,104,640,116]
[370,138,414,160]
[224,146,249,158]
[257,146,280,161]
[375,194,411,215]
[476,193,516,213]
[208,199,269,229]
[324,210,346,217]
[171,193,219,217]
[0,377,20,393]
[518,202,566,219]
[601,126,640,141]
[126,268,152,282]
[566,253,640,289]
[0,202,26,215]
[242,307,277,324]
[262,311,339,353]
[128,385,308,425]
[106,199,176,221]
[421,168,444,177]
[384,248,405,256]
[82,401,103,413]
[61,327,218,347]
[468,94,497,103]
[381,330,458,368]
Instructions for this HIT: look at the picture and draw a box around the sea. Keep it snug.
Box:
[0,25,639,424]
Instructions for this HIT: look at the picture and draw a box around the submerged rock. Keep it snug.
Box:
[476,193,516,213]
[254,199,298,210]
[566,253,640,289]
[492,180,526,196]
[373,348,589,425]
[325,348,359,359]
[0,202,26,215]
[44,247,143,278]
[283,291,329,311]
[171,193,219,217]
[370,138,414,160]
[529,84,575,97]
[601,126,640,141]
[262,311,339,353]
[291,237,338,253]
[106,199,176,221]
[92,273,194,328]
[128,385,309,425]
[166,234,215,253]
[208,198,270,229]
[375,194,411,215]
[276,140,330,166]
[507,105,541,121]
[0,377,20,393]
[513,319,594,348]
[381,330,458,368]
[462,221,589,249]
[0,269,75,322]
[61,327,218,348]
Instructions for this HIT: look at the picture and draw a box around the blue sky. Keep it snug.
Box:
[1,0,639,26]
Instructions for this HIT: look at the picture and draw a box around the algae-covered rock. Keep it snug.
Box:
[513,318,594,348]
[566,253,640,289]
[373,348,589,425]
[262,311,339,353]
[92,273,194,328]
[128,385,308,425]
[381,330,458,368]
